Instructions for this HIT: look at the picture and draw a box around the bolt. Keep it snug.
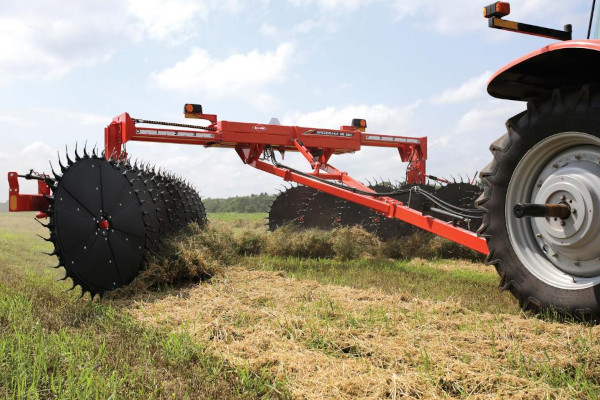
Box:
[83,246,86,250]
[108,260,112,264]
[552,253,558,257]
[537,181,543,188]
[560,194,566,201]
[560,220,566,226]
[575,155,582,160]
[572,277,577,283]
[552,163,559,168]
[536,233,542,238]
[575,261,581,266]
[96,187,98,190]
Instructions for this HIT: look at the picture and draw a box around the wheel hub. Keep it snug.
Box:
[532,152,600,277]
[97,216,111,233]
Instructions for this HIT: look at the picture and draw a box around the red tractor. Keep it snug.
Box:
[8,2,600,319]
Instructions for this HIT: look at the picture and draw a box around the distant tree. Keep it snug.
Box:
[203,193,276,213]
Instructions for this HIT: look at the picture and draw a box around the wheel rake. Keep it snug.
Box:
[267,185,317,230]
[268,180,479,241]
[11,2,600,317]
[37,145,207,298]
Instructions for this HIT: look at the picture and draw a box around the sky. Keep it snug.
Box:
[0,0,596,201]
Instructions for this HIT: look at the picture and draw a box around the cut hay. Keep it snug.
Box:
[128,267,600,399]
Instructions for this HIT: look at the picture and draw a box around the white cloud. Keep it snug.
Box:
[283,102,421,131]
[127,0,244,42]
[431,71,492,104]
[0,0,245,85]
[425,99,526,178]
[288,0,374,12]
[455,99,524,133]
[152,43,296,99]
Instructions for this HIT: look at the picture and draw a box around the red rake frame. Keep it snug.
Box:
[105,112,488,254]
[8,110,488,254]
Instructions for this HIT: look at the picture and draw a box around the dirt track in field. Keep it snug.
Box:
[129,267,600,399]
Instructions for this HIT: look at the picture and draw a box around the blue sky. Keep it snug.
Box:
[0,0,595,201]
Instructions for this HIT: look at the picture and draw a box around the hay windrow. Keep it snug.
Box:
[107,223,238,297]
[128,267,600,399]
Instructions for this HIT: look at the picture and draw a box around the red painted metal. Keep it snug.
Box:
[7,172,51,217]
[101,112,488,254]
[488,39,600,100]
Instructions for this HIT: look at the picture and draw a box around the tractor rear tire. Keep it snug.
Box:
[478,85,600,319]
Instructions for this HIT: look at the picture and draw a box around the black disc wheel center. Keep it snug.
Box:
[97,216,111,234]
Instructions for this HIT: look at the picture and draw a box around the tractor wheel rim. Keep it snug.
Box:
[506,132,600,289]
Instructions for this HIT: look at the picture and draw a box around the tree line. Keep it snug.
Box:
[203,193,276,213]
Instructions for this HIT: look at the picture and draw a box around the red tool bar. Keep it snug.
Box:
[106,112,427,159]
[7,172,51,216]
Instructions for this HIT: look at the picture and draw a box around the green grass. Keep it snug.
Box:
[208,212,267,223]
[0,213,289,400]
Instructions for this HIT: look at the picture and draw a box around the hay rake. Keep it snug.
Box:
[8,2,600,318]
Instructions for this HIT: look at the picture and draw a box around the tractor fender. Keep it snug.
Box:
[488,39,600,101]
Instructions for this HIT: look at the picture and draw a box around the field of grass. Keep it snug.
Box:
[0,213,287,399]
[2,211,600,399]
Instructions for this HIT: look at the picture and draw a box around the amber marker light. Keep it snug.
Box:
[483,2,510,18]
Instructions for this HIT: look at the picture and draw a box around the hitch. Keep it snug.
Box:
[7,172,51,218]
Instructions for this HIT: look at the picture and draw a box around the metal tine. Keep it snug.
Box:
[83,141,89,159]
[34,217,51,228]
[36,234,53,242]
[57,151,68,173]
[75,142,81,161]
[49,160,61,181]
[66,281,77,291]
[65,145,74,165]
[75,288,86,301]
[58,272,70,281]
[92,144,98,158]
[48,263,62,269]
